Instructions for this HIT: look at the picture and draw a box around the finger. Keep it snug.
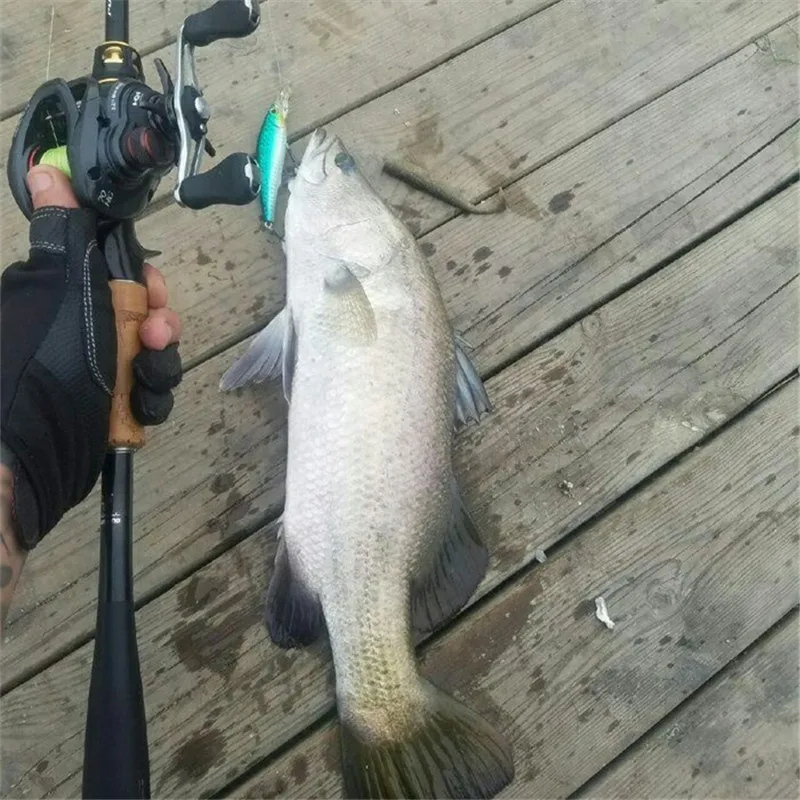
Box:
[139,307,182,350]
[143,264,168,309]
[26,166,80,210]
[131,384,174,426]
[133,343,182,393]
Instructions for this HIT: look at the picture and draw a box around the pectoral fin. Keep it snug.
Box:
[454,334,491,428]
[410,479,488,635]
[219,307,296,400]
[322,263,377,345]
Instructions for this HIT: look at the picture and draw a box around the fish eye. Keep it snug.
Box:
[334,151,356,173]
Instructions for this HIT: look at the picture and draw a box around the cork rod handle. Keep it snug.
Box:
[109,280,148,449]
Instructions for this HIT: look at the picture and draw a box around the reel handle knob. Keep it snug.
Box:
[176,152,260,210]
[184,0,261,47]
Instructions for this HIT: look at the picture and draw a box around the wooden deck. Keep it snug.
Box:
[1,0,798,797]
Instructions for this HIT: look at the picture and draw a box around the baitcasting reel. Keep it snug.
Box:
[7,0,262,244]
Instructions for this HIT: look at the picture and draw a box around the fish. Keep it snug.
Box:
[220,128,514,799]
[382,157,506,215]
[257,87,291,229]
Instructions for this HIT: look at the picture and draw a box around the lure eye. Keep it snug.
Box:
[334,151,356,173]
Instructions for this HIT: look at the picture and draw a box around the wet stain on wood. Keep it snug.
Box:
[549,190,575,213]
[172,587,259,680]
[165,728,225,784]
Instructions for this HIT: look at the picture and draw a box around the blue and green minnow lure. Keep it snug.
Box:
[257,87,291,230]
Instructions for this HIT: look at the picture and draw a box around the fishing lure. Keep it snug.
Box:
[257,87,291,229]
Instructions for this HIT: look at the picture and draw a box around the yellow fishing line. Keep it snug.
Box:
[38,146,72,178]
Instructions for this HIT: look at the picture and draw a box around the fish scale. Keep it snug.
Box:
[220,128,513,799]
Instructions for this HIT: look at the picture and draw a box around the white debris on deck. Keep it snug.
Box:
[594,596,616,629]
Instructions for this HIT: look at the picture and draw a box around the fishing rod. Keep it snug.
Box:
[7,1,261,797]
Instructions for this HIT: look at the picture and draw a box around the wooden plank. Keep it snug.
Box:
[158,16,800,369]
[2,40,796,685]
[0,0,553,262]
[2,186,798,798]
[2,1,795,276]
[578,613,800,800]
[0,0,210,117]
[231,379,800,799]
[5,8,795,374]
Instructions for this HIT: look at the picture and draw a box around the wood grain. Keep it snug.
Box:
[0,0,210,117]
[231,379,800,798]
[579,612,799,800]
[0,0,553,261]
[2,59,796,685]
[5,8,794,375]
[2,185,797,798]
[2,93,797,680]
[167,16,800,370]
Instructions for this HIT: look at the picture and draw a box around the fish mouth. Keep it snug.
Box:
[299,127,339,181]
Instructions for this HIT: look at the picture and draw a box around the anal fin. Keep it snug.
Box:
[410,480,488,636]
[265,535,325,648]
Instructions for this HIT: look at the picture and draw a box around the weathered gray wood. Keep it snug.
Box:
[147,16,800,370]
[2,185,797,798]
[2,30,797,682]
[5,8,794,375]
[231,379,800,798]
[579,613,799,800]
[0,0,553,262]
[0,0,210,117]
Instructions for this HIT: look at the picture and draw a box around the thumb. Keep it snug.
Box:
[26,165,80,210]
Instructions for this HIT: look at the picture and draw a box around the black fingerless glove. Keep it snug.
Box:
[1,207,182,549]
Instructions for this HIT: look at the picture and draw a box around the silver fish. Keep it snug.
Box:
[220,128,513,799]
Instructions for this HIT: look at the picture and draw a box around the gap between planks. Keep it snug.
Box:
[3,6,798,695]
[220,378,800,799]
[218,376,800,799]
[485,163,799,382]
[568,605,800,800]
[1,176,793,700]
[7,183,796,800]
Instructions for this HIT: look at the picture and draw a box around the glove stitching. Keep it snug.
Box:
[30,241,67,254]
[31,209,69,221]
[82,240,112,396]
[32,208,68,215]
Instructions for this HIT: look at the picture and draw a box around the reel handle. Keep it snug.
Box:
[184,0,260,47]
[177,152,260,210]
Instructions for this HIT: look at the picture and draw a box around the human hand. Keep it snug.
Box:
[0,165,183,549]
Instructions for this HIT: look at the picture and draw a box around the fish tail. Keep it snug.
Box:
[339,680,514,799]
